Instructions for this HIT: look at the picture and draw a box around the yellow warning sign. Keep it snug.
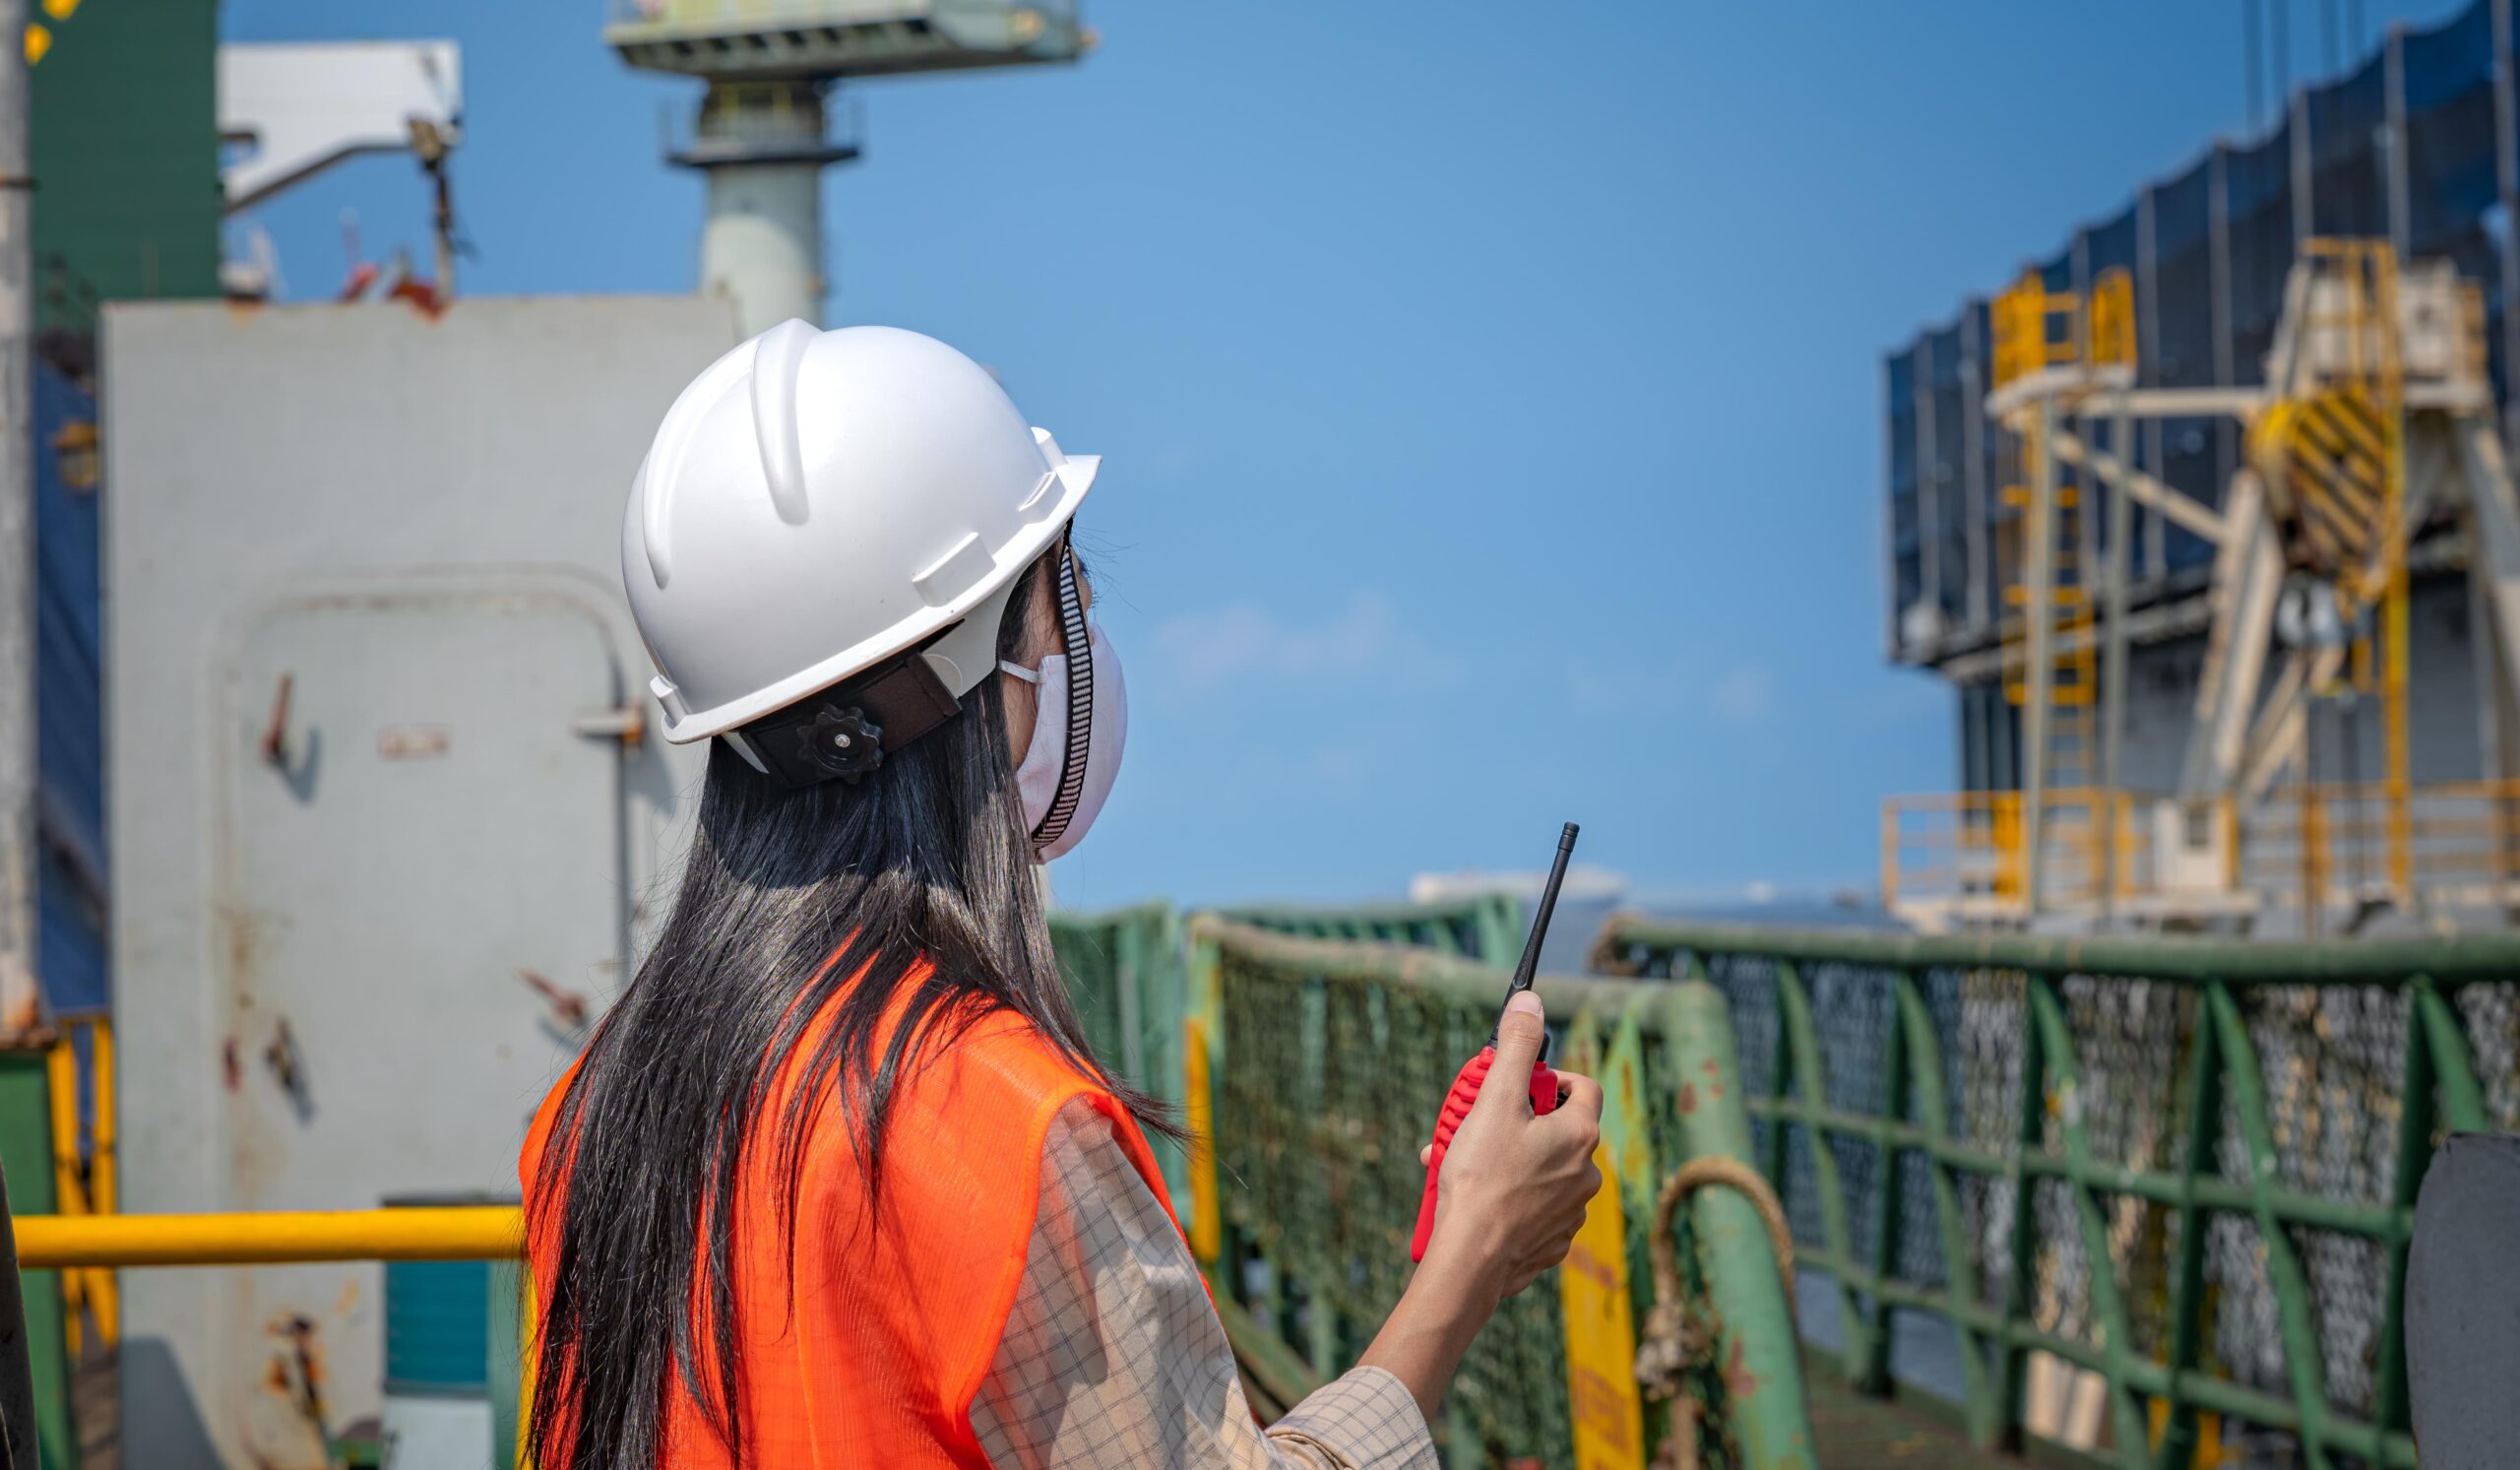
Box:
[1560,1135,1645,1470]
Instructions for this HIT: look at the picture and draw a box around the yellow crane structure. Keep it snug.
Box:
[1890,239,2506,933]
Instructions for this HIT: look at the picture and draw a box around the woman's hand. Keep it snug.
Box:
[1356,991,1604,1422]
[1417,991,1605,1303]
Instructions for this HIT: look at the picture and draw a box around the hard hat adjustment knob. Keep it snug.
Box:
[796,704,884,784]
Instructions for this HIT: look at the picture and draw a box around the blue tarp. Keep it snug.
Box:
[34,359,103,1016]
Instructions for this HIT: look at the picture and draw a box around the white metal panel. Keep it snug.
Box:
[104,295,738,1468]
[208,590,621,1464]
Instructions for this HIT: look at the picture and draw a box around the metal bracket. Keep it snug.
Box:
[569,705,644,746]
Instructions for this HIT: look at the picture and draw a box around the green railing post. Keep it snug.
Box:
[2204,981,2336,1470]
[1473,893,1522,967]
[1994,970,2046,1452]
[2369,977,2437,1442]
[2155,990,2225,1470]
[2026,976,2150,1467]
[1772,959,1872,1385]
[2413,980,2488,1133]
[1762,962,1792,1194]
[1859,970,1914,1396]
[1115,912,1149,1091]
[1660,982,1820,1470]
[2372,975,2485,1438]
[1891,969,2000,1445]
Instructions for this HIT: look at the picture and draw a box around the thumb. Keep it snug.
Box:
[1476,991,1547,1116]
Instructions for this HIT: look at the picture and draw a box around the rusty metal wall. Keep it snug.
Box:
[101,296,737,1468]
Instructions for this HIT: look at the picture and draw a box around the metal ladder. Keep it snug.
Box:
[1991,268,2133,908]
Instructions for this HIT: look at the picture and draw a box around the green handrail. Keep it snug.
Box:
[1592,915,2520,983]
[1218,893,1525,967]
[1591,915,2514,1470]
[1189,918,1813,1470]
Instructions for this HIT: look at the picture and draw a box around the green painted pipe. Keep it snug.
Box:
[1653,982,1819,1470]
[1597,915,2520,984]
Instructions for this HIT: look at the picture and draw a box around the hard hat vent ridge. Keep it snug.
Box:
[637,335,756,590]
[749,318,816,527]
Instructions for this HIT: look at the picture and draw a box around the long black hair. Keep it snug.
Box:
[525,549,1166,1469]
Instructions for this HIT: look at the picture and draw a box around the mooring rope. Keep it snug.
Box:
[1633,1156,1796,1470]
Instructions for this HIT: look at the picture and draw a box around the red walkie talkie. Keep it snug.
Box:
[1409,821,1579,1262]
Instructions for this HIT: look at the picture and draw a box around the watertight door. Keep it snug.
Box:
[212,586,628,1466]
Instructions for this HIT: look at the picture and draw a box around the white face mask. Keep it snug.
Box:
[1003,618,1127,863]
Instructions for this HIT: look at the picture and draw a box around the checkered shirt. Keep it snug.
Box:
[968,1098,1437,1469]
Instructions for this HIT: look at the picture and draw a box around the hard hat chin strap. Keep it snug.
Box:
[1027,538,1094,850]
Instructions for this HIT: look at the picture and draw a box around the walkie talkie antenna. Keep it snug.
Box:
[1491,822,1578,1043]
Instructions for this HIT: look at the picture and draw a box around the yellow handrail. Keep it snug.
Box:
[11,1205,523,1268]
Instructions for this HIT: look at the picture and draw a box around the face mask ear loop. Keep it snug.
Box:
[1029,535,1093,850]
[997,660,1041,683]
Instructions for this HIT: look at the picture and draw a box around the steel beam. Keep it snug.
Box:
[2101,394,2136,915]
[2049,425,2228,543]
[2020,398,2060,913]
[2180,472,2286,799]
[2455,417,2520,781]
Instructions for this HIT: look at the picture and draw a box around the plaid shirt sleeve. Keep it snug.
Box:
[969,1097,1437,1470]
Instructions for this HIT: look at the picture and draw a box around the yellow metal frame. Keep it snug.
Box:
[13,1205,522,1268]
[1989,267,2132,394]
[1883,777,2520,918]
[1880,788,2139,910]
[42,1015,115,1353]
[9,1203,534,1468]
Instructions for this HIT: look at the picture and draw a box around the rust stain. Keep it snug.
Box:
[284,1314,326,1392]
[1725,1336,1758,1400]
[263,1016,306,1100]
[1678,1081,1698,1116]
[217,901,280,986]
[519,967,591,1029]
[391,280,448,319]
[241,1310,332,1470]
[222,1037,243,1092]
[332,1278,360,1318]
[258,672,295,767]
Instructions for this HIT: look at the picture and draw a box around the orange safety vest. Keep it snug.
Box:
[520,960,1181,1468]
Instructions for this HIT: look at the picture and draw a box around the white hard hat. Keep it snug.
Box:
[623,321,1098,751]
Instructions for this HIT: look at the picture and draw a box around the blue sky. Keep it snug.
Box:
[220,0,2471,909]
